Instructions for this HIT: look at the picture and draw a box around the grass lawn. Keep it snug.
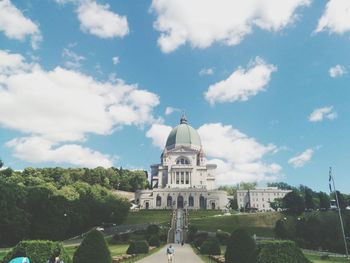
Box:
[125,210,173,225]
[64,243,129,258]
[125,209,223,225]
[189,212,281,236]
[305,254,349,263]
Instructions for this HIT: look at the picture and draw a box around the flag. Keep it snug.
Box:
[329,167,333,193]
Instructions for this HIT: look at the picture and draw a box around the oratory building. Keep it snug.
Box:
[135,116,228,210]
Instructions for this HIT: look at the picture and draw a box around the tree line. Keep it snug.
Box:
[0,163,148,247]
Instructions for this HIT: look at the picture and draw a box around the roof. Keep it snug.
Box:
[165,115,202,150]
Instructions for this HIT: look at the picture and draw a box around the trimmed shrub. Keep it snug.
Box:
[110,233,130,244]
[257,240,311,263]
[73,229,111,263]
[148,235,160,247]
[200,238,221,255]
[2,240,71,263]
[225,229,257,263]
[274,220,290,239]
[146,225,160,236]
[193,232,208,248]
[126,240,149,254]
[188,225,198,242]
[216,230,230,245]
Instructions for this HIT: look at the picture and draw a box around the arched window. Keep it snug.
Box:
[188,195,194,207]
[156,195,161,207]
[176,156,190,165]
[199,195,207,209]
[167,195,172,207]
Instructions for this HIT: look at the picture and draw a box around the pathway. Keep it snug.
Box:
[136,244,204,263]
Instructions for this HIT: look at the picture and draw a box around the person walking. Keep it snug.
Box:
[166,244,175,263]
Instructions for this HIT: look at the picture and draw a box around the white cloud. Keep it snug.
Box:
[62,48,85,69]
[199,68,214,76]
[165,106,181,115]
[204,57,277,105]
[146,124,172,149]
[6,137,113,168]
[309,106,337,122]
[146,122,281,184]
[77,1,129,38]
[288,148,314,168]
[112,56,120,65]
[315,0,350,34]
[329,64,347,78]
[0,0,42,49]
[0,50,159,167]
[151,0,310,53]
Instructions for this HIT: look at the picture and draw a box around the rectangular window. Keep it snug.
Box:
[185,172,189,184]
[176,172,179,184]
[181,172,184,184]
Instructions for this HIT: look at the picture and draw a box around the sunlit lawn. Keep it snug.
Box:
[306,254,349,263]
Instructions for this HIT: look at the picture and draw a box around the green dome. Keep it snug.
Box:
[165,116,202,150]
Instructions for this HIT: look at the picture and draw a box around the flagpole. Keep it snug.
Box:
[329,167,349,259]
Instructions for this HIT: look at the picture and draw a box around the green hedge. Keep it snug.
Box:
[73,230,111,263]
[216,230,230,245]
[225,229,256,263]
[257,240,311,263]
[193,232,208,248]
[148,235,160,247]
[127,240,149,254]
[1,240,71,263]
[200,238,221,255]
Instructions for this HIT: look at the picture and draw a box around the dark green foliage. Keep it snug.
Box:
[111,233,130,244]
[187,225,198,242]
[282,191,305,216]
[0,167,131,246]
[274,220,290,239]
[146,224,160,236]
[193,232,208,248]
[318,192,330,210]
[225,228,257,263]
[215,230,230,245]
[2,240,71,263]
[200,238,221,255]
[126,240,149,254]
[267,182,294,190]
[148,235,160,247]
[73,230,111,263]
[229,198,238,210]
[257,240,310,263]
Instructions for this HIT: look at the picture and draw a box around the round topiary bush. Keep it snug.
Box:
[200,238,221,255]
[216,230,230,245]
[126,240,149,254]
[257,240,311,263]
[73,229,111,263]
[146,224,160,236]
[2,240,71,263]
[225,229,257,263]
[148,235,160,247]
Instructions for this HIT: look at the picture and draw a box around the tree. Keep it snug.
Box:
[274,220,289,239]
[0,159,3,169]
[269,198,282,211]
[229,198,238,210]
[304,188,315,210]
[267,182,293,190]
[240,182,257,190]
[73,230,111,263]
[318,192,330,210]
[225,229,257,263]
[282,191,305,216]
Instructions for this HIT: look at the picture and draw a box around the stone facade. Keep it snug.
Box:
[135,116,228,210]
[236,187,291,211]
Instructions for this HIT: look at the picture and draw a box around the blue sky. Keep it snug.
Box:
[0,0,350,192]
